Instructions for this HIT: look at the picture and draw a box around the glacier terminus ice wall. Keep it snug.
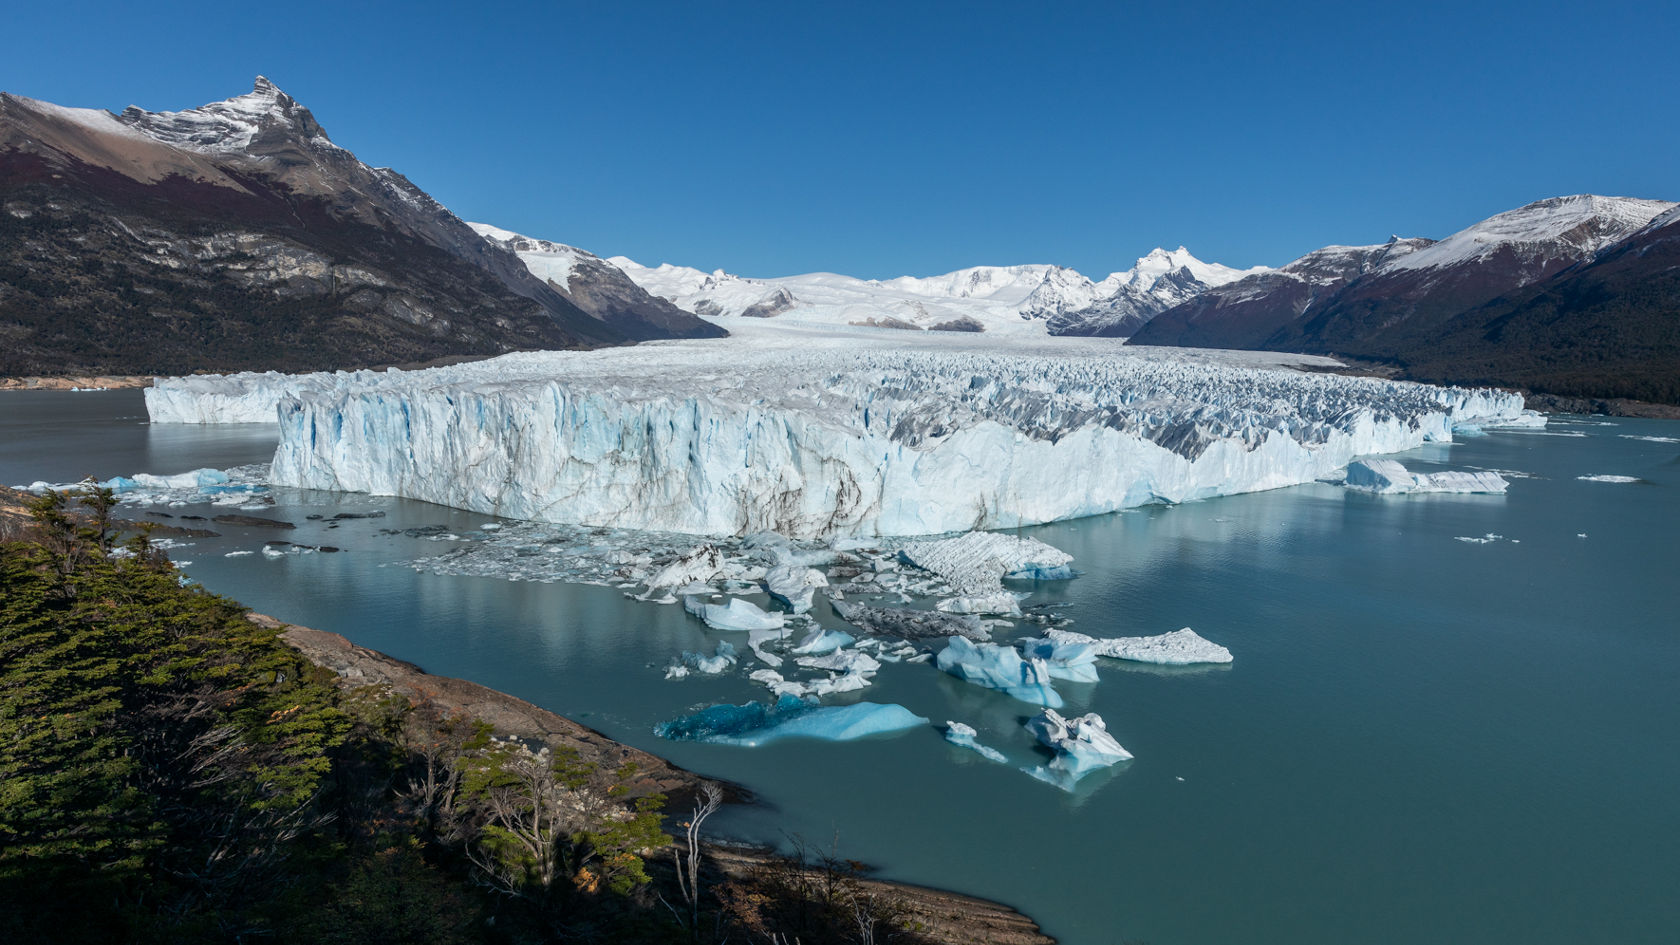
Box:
[147,333,1532,538]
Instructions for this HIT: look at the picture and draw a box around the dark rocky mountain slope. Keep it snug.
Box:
[0,78,719,377]
[1130,195,1680,403]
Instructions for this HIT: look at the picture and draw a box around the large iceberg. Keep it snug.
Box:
[1025,708,1132,780]
[654,694,927,746]
[935,636,1063,707]
[1343,459,1509,495]
[1044,627,1232,665]
[900,532,1075,594]
[153,331,1536,538]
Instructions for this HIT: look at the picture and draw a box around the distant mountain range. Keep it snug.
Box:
[574,246,1262,335]
[1127,195,1680,403]
[5,79,1675,405]
[0,78,720,377]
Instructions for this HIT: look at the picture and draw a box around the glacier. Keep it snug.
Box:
[149,326,1536,540]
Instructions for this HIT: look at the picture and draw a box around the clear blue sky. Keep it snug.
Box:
[6,0,1677,278]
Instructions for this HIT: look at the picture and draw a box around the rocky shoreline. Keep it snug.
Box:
[267,616,1055,945]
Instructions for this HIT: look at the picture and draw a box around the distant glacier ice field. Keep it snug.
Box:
[145,326,1535,538]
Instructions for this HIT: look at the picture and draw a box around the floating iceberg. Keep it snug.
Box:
[899,532,1075,594]
[21,465,270,507]
[935,636,1063,707]
[831,600,989,642]
[763,563,829,613]
[682,596,784,632]
[155,337,1532,538]
[1343,459,1508,495]
[1025,708,1132,777]
[945,721,1008,764]
[1044,627,1231,665]
[789,626,856,656]
[665,641,739,678]
[1020,637,1100,683]
[936,593,1025,616]
[654,694,927,746]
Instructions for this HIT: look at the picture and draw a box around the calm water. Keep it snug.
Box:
[4,390,1677,944]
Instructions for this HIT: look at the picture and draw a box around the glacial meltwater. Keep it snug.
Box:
[4,389,1676,944]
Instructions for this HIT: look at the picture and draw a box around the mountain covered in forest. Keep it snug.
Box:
[0,78,721,378]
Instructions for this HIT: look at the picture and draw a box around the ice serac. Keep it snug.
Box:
[1344,459,1509,495]
[219,338,1533,539]
[1044,627,1231,665]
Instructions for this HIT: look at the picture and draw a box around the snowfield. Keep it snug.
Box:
[147,324,1535,538]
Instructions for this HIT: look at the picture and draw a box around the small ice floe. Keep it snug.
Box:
[762,563,828,614]
[665,641,739,679]
[1577,474,1641,483]
[683,596,785,632]
[935,636,1062,708]
[1577,533,1588,539]
[1023,708,1132,788]
[1019,636,1100,682]
[1454,533,1506,544]
[795,648,879,675]
[789,626,854,655]
[224,550,254,557]
[1619,435,1680,444]
[936,592,1025,616]
[1343,459,1508,495]
[655,694,927,746]
[1044,627,1232,666]
[899,532,1074,595]
[944,721,1008,764]
[746,626,786,667]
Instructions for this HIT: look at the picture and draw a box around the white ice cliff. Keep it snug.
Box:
[147,328,1535,539]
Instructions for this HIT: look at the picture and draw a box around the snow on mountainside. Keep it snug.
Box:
[599,246,1262,336]
[1127,194,1680,404]
[1381,194,1674,275]
[468,224,724,340]
[148,324,1534,538]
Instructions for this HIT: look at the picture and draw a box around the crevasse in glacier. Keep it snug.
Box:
[150,333,1536,539]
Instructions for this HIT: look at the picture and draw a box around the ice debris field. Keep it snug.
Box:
[119,324,1552,792]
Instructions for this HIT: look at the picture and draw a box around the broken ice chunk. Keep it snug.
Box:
[1044,627,1231,665]
[1019,637,1100,683]
[1344,459,1508,494]
[683,596,785,632]
[1025,708,1132,778]
[763,563,829,614]
[795,649,881,675]
[789,626,855,655]
[655,694,927,746]
[666,641,739,678]
[647,544,725,588]
[936,592,1024,616]
[944,721,1008,764]
[935,636,1062,708]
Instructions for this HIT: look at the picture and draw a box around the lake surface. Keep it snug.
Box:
[4,389,1677,944]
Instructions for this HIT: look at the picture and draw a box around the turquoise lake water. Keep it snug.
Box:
[3,389,1676,944]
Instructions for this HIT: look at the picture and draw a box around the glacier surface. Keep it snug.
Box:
[150,326,1535,539]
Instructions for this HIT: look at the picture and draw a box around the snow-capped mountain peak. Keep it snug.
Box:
[1381,194,1675,274]
[117,76,333,154]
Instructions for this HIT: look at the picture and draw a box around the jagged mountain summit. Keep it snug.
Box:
[595,247,1262,335]
[1129,195,1680,403]
[0,78,717,377]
